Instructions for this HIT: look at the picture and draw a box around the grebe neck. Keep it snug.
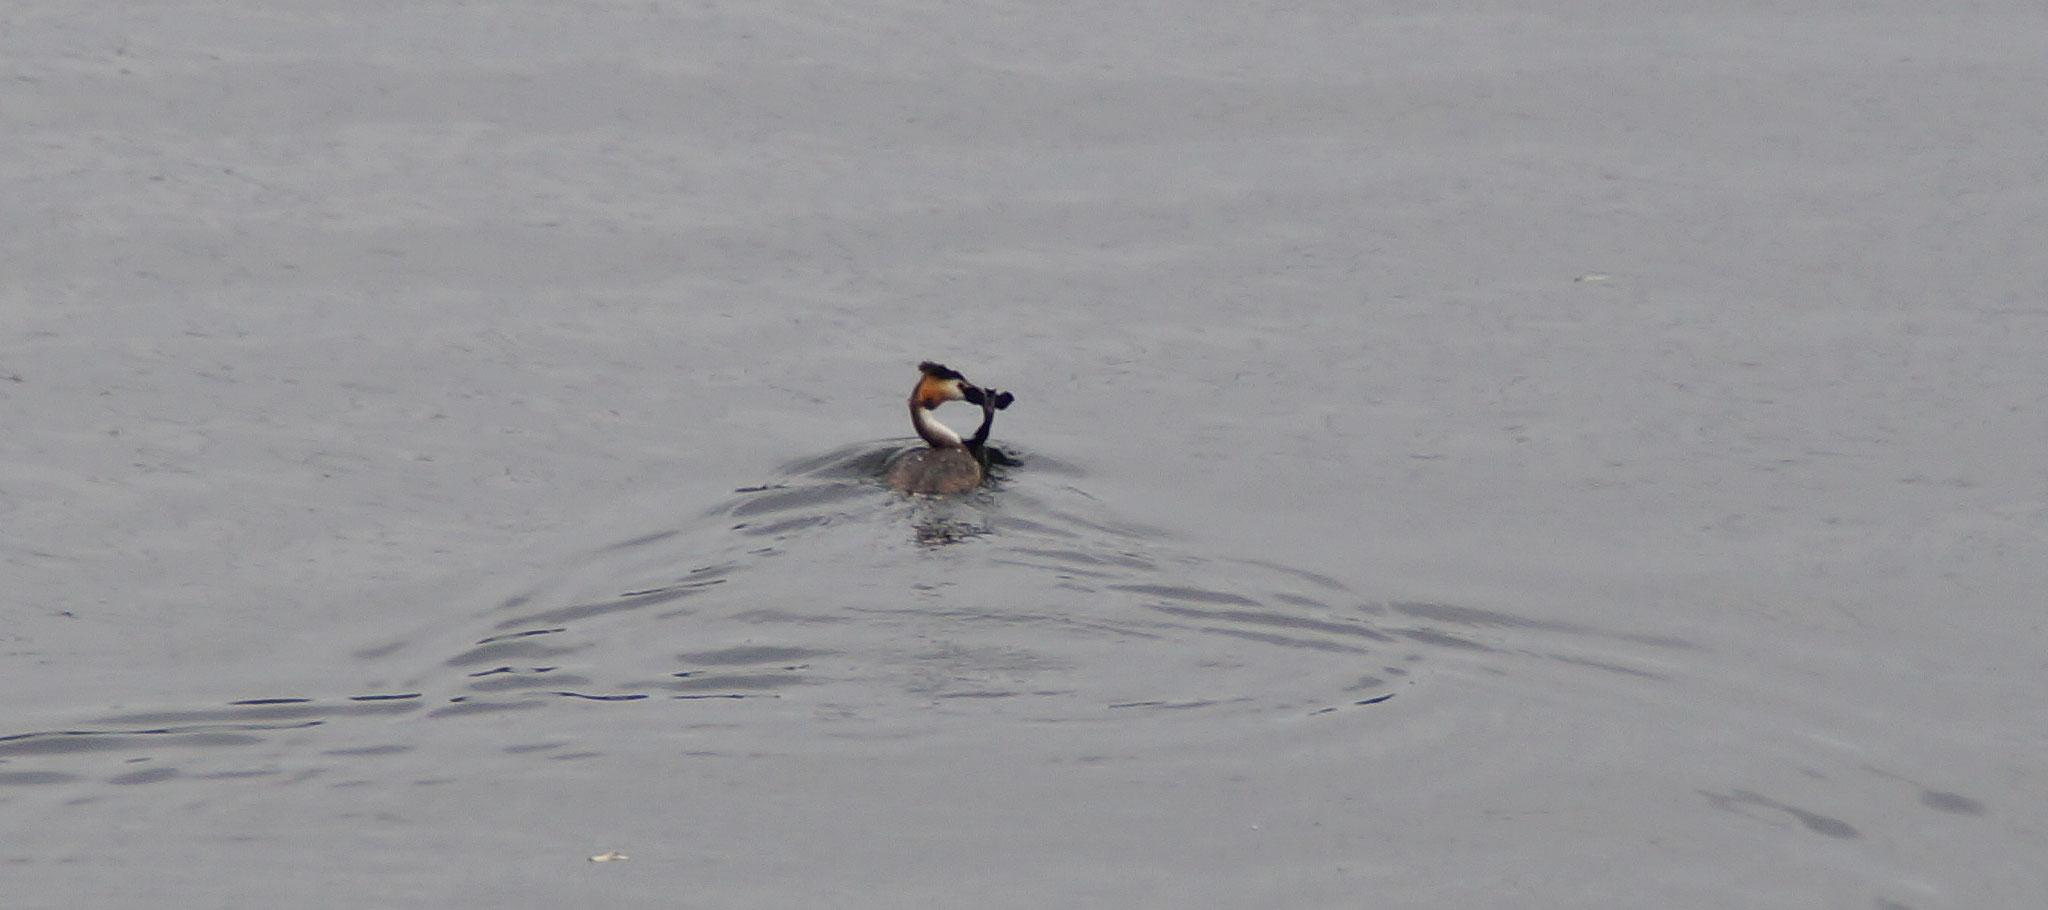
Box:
[910,402,964,448]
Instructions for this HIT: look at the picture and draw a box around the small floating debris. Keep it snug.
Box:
[588,851,629,863]
[1573,272,1611,284]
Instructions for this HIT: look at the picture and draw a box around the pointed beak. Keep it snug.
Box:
[960,385,987,406]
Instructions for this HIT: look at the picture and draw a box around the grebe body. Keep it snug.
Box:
[884,361,1011,495]
[885,446,985,495]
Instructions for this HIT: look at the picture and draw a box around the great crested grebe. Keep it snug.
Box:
[884,361,1013,495]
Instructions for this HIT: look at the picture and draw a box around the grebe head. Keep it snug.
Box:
[912,361,980,410]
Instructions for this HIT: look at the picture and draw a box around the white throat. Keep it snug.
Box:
[911,405,964,447]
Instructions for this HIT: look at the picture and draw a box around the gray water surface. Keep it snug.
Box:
[5,2,2045,908]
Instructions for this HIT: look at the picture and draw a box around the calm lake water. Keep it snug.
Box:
[5,2,2045,908]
